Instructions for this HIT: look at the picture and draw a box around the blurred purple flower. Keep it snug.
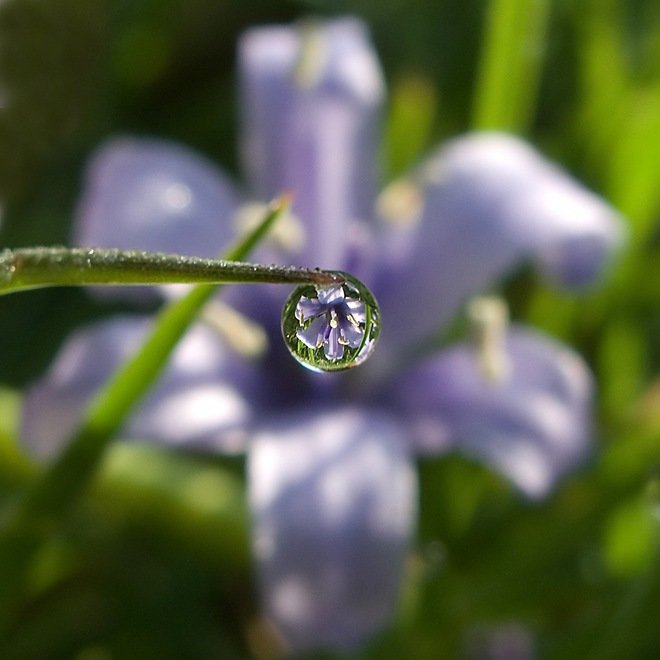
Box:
[21,17,624,653]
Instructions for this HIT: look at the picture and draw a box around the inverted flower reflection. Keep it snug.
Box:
[282,274,382,372]
[295,284,365,361]
[21,17,625,654]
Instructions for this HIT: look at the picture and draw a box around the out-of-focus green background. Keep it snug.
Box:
[0,0,659,658]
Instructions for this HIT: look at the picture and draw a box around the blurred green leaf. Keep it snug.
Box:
[0,0,107,203]
[597,317,645,419]
[0,387,35,494]
[603,492,657,577]
[472,0,550,132]
[606,88,660,243]
[93,443,249,569]
[385,74,439,177]
[572,0,629,177]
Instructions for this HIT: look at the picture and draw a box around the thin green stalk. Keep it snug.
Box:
[472,0,550,132]
[586,549,660,660]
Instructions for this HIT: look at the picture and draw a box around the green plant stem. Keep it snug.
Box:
[472,0,550,132]
[0,248,341,295]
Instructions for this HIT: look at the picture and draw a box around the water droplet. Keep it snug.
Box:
[281,272,381,372]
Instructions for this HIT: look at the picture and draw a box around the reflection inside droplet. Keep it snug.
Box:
[281,272,381,372]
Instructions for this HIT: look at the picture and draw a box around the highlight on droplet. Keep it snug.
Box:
[281,272,381,372]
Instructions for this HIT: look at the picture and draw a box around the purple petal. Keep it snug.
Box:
[238,18,384,270]
[343,297,366,323]
[390,326,593,499]
[296,315,328,349]
[324,324,345,361]
[338,315,363,348]
[316,284,345,306]
[73,137,241,299]
[248,407,417,652]
[295,295,326,322]
[373,132,625,353]
[21,316,257,459]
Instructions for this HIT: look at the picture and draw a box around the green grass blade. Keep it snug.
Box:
[472,0,550,132]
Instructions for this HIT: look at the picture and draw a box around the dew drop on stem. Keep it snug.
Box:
[281,272,381,372]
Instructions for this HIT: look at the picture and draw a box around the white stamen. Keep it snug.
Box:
[294,22,327,89]
[468,296,511,384]
[201,300,268,358]
[377,179,424,228]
